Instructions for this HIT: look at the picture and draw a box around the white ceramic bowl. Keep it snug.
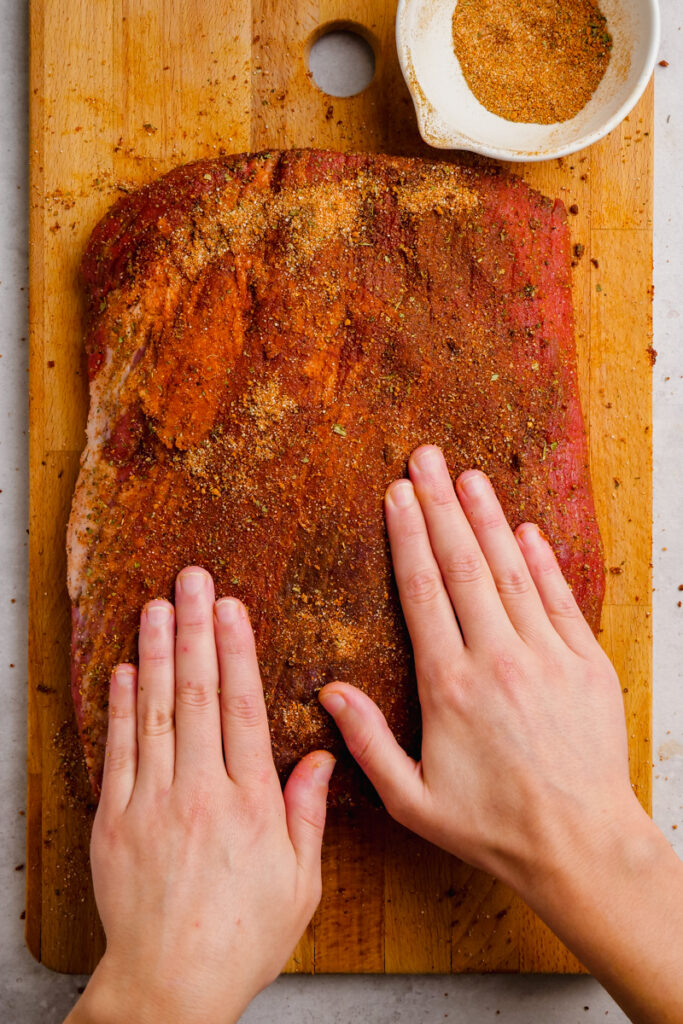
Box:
[396,0,660,161]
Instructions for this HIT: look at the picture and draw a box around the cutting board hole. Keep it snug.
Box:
[308,25,376,97]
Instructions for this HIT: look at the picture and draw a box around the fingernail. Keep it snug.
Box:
[459,471,489,498]
[215,597,241,623]
[313,755,336,783]
[516,523,540,545]
[388,480,414,509]
[145,602,171,625]
[412,445,442,471]
[319,690,346,716]
[177,569,207,595]
[114,665,135,686]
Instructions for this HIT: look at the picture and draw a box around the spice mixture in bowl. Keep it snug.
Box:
[452,0,613,125]
[396,0,660,160]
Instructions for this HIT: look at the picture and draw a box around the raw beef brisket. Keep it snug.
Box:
[68,150,605,799]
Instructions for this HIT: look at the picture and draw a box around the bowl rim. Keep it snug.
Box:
[396,0,661,161]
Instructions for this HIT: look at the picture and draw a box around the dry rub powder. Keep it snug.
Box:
[452,0,613,124]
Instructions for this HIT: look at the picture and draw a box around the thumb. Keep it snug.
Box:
[318,682,423,823]
[283,750,335,877]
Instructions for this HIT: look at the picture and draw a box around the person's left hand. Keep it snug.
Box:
[69,567,335,1024]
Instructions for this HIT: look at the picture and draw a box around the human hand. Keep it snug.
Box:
[70,568,334,1024]
[319,445,683,1024]
[319,444,641,896]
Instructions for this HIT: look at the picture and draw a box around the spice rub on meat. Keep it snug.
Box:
[68,149,605,800]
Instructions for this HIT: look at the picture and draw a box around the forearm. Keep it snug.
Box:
[520,802,683,1024]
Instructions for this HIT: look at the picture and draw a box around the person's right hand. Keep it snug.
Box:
[320,444,636,887]
[319,445,683,1024]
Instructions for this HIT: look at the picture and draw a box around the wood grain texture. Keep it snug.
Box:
[28,0,653,975]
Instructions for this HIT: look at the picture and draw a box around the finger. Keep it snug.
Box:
[283,751,335,879]
[515,523,600,658]
[214,597,279,788]
[319,683,423,824]
[100,664,138,814]
[455,469,558,648]
[408,446,514,649]
[136,600,176,794]
[385,478,464,685]
[174,567,223,778]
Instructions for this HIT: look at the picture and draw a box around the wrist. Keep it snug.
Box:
[512,796,683,1024]
[65,964,127,1024]
[67,960,154,1024]
[514,792,668,959]
[67,954,246,1024]
[519,791,656,913]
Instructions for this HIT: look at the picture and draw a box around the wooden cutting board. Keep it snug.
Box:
[27,0,653,975]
